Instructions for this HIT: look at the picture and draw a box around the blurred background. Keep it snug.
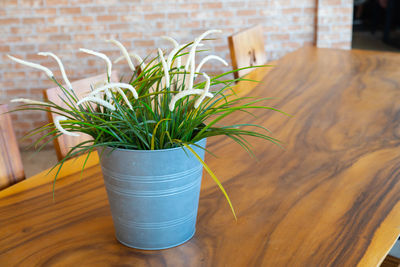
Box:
[0,0,353,150]
[352,0,400,51]
[7,0,399,176]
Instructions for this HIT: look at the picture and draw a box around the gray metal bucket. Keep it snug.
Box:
[98,139,206,250]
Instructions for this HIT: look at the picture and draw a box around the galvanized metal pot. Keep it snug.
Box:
[98,139,206,250]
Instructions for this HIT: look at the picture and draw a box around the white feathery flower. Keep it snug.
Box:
[185,29,222,72]
[54,116,80,137]
[158,48,170,88]
[89,80,112,99]
[38,52,72,90]
[169,89,213,111]
[8,55,54,78]
[106,39,135,72]
[79,48,112,78]
[162,36,184,69]
[11,98,49,106]
[128,52,144,66]
[184,30,222,91]
[88,83,138,99]
[104,88,112,100]
[130,52,144,66]
[91,80,107,98]
[195,55,228,75]
[77,96,116,111]
[167,44,184,69]
[194,73,211,108]
[113,55,126,64]
[87,87,109,97]
[161,35,179,48]
[187,62,195,91]
[114,52,144,66]
[186,44,200,91]
[114,87,133,110]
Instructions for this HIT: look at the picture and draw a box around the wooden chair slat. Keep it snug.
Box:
[228,25,267,79]
[0,105,25,190]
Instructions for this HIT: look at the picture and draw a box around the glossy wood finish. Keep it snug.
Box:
[0,105,25,190]
[228,25,267,79]
[381,255,400,267]
[2,47,400,266]
[43,71,119,160]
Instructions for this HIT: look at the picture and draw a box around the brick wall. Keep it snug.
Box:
[316,0,354,48]
[0,0,353,147]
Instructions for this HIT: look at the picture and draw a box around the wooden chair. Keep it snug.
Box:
[44,71,119,160]
[228,25,267,79]
[0,105,25,190]
[381,254,400,267]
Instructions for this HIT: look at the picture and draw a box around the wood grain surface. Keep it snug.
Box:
[2,47,400,266]
[0,105,25,190]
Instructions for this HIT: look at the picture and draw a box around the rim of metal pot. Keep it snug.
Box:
[100,138,206,153]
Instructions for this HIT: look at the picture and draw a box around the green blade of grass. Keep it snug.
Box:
[180,142,237,220]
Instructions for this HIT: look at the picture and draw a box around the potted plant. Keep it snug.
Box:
[7,29,285,250]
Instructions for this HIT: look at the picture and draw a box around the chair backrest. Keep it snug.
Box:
[43,71,119,160]
[0,105,25,190]
[228,25,267,79]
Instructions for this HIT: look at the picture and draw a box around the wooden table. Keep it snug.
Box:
[2,47,400,266]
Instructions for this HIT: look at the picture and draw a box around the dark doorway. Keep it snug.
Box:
[352,0,400,52]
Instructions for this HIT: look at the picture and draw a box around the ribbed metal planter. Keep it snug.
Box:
[98,139,206,250]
